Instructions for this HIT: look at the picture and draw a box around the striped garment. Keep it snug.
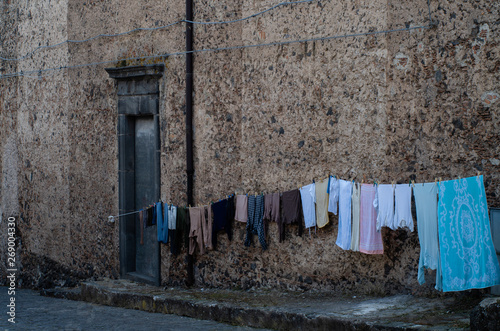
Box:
[245,195,267,250]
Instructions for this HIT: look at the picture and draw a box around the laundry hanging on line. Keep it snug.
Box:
[109,173,499,292]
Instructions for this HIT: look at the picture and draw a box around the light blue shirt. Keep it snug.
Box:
[336,179,353,250]
[300,183,316,229]
[413,183,440,287]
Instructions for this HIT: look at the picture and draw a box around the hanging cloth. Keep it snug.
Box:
[171,207,187,255]
[300,183,316,229]
[413,183,440,287]
[145,206,154,227]
[156,202,167,243]
[315,178,330,228]
[188,207,205,255]
[202,205,213,250]
[280,189,303,242]
[264,194,273,221]
[373,184,395,231]
[225,195,235,241]
[438,176,500,292]
[327,176,340,215]
[336,180,353,250]
[151,204,157,225]
[393,184,414,231]
[167,205,178,249]
[235,195,248,222]
[168,205,177,230]
[350,182,361,251]
[181,206,191,249]
[139,210,145,245]
[245,195,267,249]
[212,199,230,249]
[359,184,384,254]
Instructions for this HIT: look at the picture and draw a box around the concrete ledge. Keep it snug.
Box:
[77,283,383,330]
[41,280,476,330]
[40,287,82,301]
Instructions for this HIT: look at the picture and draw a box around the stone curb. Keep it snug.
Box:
[470,297,500,331]
[41,282,414,330]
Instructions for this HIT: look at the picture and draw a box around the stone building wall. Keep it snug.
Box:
[0,0,499,294]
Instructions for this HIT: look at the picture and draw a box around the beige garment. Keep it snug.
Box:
[234,195,248,222]
[315,178,330,228]
[189,207,205,255]
[202,205,213,250]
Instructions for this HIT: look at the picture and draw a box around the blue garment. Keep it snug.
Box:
[157,202,168,243]
[438,175,500,292]
[156,202,162,242]
[327,176,340,215]
[413,183,441,289]
[300,183,316,229]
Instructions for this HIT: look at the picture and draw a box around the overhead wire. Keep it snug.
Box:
[0,0,433,80]
[0,24,431,80]
[184,0,314,25]
[0,0,315,62]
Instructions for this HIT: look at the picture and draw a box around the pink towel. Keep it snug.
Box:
[359,184,384,254]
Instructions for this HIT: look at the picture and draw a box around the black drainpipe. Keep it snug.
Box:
[185,0,195,286]
[186,0,194,206]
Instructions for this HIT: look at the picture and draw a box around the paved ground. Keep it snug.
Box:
[2,279,496,330]
[0,287,267,331]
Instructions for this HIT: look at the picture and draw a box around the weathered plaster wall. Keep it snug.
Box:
[0,0,21,287]
[1,0,499,295]
[163,0,499,295]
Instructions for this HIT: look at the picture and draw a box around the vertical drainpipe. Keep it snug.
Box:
[185,0,195,286]
[186,0,194,206]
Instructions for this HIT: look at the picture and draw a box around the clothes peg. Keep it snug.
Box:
[458,176,461,183]
[411,180,415,187]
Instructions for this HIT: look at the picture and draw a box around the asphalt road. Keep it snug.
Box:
[0,287,268,330]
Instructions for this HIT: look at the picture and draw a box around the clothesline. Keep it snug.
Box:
[106,173,500,293]
[107,172,483,221]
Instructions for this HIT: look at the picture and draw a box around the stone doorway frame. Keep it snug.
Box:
[106,64,164,285]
